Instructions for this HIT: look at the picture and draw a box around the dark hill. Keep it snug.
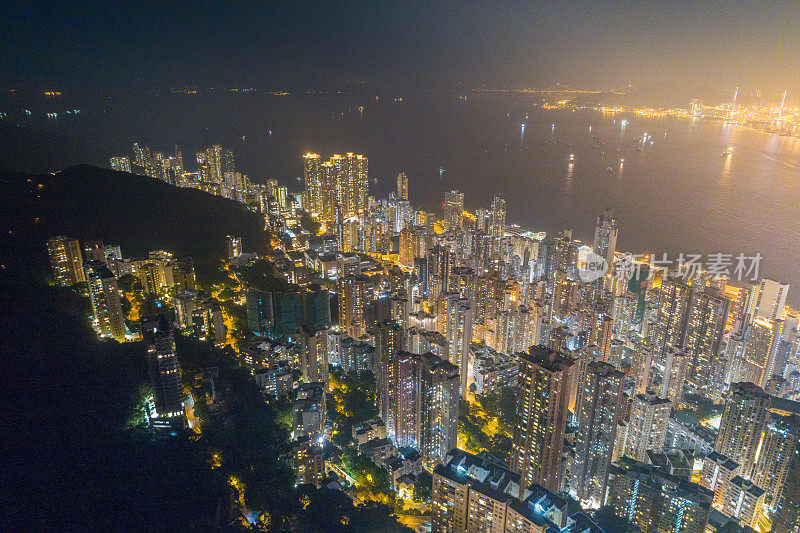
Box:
[1,165,268,283]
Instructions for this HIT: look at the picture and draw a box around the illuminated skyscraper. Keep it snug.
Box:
[375,320,403,433]
[714,382,770,479]
[305,152,368,221]
[552,269,580,321]
[489,196,506,257]
[653,275,691,355]
[390,350,418,448]
[749,278,789,322]
[396,172,408,200]
[443,190,464,232]
[109,156,131,172]
[731,317,783,387]
[46,235,85,286]
[399,226,424,268]
[303,153,323,216]
[85,261,126,341]
[683,287,729,394]
[416,352,459,468]
[298,325,329,387]
[752,413,800,509]
[512,345,574,493]
[332,152,368,220]
[445,295,473,393]
[196,145,222,183]
[132,142,148,167]
[572,361,625,507]
[428,244,453,296]
[661,347,690,406]
[142,315,184,428]
[721,476,766,529]
[628,341,654,394]
[222,147,235,173]
[337,274,368,339]
[592,208,618,266]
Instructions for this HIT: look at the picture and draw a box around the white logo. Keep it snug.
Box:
[578,252,608,282]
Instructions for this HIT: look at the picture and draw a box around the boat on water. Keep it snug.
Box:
[569,154,575,163]
[723,146,733,156]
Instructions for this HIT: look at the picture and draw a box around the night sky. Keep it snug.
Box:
[3,1,799,102]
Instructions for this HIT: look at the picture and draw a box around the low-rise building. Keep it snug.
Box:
[254,360,293,397]
[353,419,387,446]
[285,436,325,485]
[293,382,326,440]
[359,437,394,463]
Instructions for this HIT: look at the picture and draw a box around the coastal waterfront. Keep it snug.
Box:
[3,93,799,301]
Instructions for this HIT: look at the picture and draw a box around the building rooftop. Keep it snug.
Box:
[705,451,740,472]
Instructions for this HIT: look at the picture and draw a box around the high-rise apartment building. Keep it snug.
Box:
[299,325,329,387]
[375,320,403,433]
[416,352,460,468]
[337,274,369,339]
[304,152,368,221]
[572,361,625,508]
[653,276,691,355]
[141,315,184,428]
[445,296,473,394]
[396,172,408,200]
[512,345,574,493]
[303,153,323,217]
[752,413,800,509]
[607,456,713,533]
[699,451,740,511]
[490,196,506,257]
[390,350,419,448]
[774,450,800,533]
[714,382,770,479]
[629,340,656,395]
[399,226,424,268]
[593,208,618,266]
[731,316,783,387]
[721,476,766,529]
[85,261,126,341]
[46,235,85,285]
[749,278,789,322]
[109,156,131,172]
[624,392,672,462]
[432,449,601,533]
[334,152,368,220]
[444,190,464,232]
[661,347,690,406]
[196,144,223,183]
[683,287,729,393]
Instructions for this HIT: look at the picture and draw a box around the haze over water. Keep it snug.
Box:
[3,92,799,302]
